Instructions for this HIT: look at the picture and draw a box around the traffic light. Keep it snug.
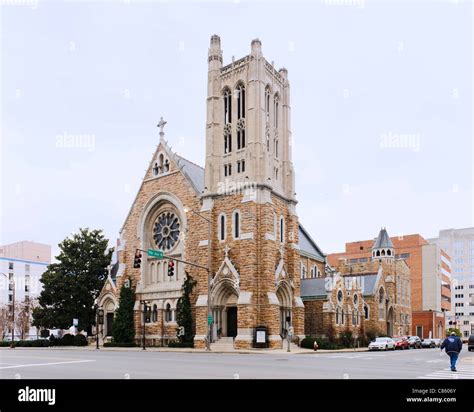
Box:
[133,249,142,268]
[167,260,175,277]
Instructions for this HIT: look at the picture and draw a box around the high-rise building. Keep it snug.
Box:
[0,241,51,340]
[429,228,474,340]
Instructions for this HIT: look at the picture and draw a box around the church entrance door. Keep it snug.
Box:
[227,306,237,337]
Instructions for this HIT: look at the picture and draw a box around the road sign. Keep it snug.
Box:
[207,314,213,325]
[148,249,164,259]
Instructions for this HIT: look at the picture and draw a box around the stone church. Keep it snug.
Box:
[98,35,326,349]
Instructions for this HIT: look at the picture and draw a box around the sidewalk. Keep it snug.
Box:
[0,345,369,355]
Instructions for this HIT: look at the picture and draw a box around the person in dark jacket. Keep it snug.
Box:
[441,331,463,371]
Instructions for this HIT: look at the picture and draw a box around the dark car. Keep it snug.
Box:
[421,338,438,348]
[407,335,422,349]
[468,334,474,352]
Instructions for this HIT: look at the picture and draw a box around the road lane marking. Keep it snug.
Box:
[0,359,95,370]
[417,367,474,379]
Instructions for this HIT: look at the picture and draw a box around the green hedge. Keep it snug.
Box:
[1,335,89,348]
[103,342,137,347]
[300,337,343,350]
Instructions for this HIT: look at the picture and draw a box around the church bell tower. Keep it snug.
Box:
[194,35,303,349]
[204,35,295,201]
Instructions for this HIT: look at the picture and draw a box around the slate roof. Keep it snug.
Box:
[300,278,328,298]
[300,272,379,299]
[175,154,205,195]
[373,227,394,249]
[298,224,325,262]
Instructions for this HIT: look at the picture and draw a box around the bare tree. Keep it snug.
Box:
[15,298,38,340]
[0,304,11,340]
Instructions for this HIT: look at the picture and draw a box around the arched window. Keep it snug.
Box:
[379,287,384,304]
[337,290,343,303]
[233,211,240,239]
[274,139,279,158]
[164,159,170,172]
[376,250,381,257]
[381,249,386,256]
[218,213,226,241]
[273,94,279,128]
[165,303,172,322]
[364,304,369,320]
[387,249,392,256]
[279,216,285,243]
[152,304,158,322]
[153,162,159,176]
[301,263,306,279]
[237,83,245,119]
[223,87,232,124]
[275,167,279,180]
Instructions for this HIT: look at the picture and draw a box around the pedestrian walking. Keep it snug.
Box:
[440,331,463,372]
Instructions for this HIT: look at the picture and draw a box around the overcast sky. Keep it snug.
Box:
[1,0,472,260]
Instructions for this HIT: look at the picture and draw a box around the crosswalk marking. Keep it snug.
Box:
[417,366,474,380]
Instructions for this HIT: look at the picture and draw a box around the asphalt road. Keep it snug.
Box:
[0,347,472,379]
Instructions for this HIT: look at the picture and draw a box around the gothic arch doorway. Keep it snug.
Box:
[386,307,394,337]
[276,281,292,338]
[211,280,239,340]
[102,297,116,337]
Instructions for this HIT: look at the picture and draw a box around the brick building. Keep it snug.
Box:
[328,230,451,339]
[303,228,411,339]
[98,36,326,349]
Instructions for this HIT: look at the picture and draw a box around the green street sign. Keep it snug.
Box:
[148,249,164,259]
[207,314,213,325]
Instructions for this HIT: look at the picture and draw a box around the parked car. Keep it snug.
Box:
[407,336,422,349]
[421,338,438,348]
[468,334,474,352]
[392,337,409,350]
[431,338,441,347]
[368,337,396,351]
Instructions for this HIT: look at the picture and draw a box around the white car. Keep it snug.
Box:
[368,337,396,351]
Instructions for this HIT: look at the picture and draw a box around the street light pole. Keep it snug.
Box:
[183,207,212,351]
[11,278,15,348]
[96,305,99,350]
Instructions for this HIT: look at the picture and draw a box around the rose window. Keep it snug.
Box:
[153,211,180,251]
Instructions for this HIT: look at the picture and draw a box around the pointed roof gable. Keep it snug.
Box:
[119,135,204,233]
[372,227,394,250]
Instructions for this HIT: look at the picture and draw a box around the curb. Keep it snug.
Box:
[0,346,369,355]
